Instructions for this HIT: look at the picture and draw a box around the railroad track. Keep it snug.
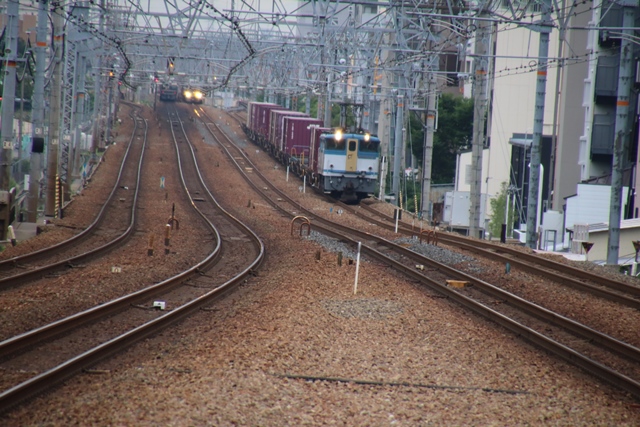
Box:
[0,103,146,289]
[201,105,640,400]
[339,200,640,309]
[0,104,264,414]
[228,107,640,308]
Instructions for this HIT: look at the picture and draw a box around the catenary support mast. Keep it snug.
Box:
[27,0,49,222]
[606,1,638,265]
[0,0,20,239]
[45,0,64,218]
[525,0,552,249]
[469,6,490,239]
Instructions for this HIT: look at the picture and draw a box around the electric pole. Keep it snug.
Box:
[606,1,638,265]
[525,0,552,249]
[0,0,20,239]
[469,9,491,239]
[392,90,405,206]
[414,72,437,222]
[45,0,64,218]
[27,0,49,222]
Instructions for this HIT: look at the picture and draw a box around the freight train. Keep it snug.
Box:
[242,101,381,202]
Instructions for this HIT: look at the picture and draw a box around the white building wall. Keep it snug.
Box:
[485,25,560,213]
[463,22,560,220]
[455,148,490,193]
[565,184,628,238]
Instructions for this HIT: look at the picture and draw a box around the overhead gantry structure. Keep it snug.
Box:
[2,0,582,242]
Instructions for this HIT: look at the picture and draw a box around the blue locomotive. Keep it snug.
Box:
[243,102,381,202]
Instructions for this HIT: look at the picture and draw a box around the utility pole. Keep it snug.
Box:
[606,1,637,265]
[67,2,89,184]
[0,0,20,239]
[105,73,115,146]
[45,0,64,218]
[469,9,491,239]
[420,72,437,222]
[525,0,552,249]
[92,0,106,153]
[27,0,49,222]
[72,51,87,181]
[392,90,405,205]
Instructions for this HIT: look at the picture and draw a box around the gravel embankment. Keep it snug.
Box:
[2,103,639,426]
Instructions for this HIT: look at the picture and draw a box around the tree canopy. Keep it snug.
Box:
[408,93,474,184]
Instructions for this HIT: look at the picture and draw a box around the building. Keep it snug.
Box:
[453,1,640,263]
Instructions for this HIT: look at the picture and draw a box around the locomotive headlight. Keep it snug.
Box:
[335,129,343,141]
[184,90,193,99]
[364,133,370,142]
[194,91,203,100]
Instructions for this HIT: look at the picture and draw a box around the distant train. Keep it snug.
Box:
[242,102,381,202]
[159,83,179,101]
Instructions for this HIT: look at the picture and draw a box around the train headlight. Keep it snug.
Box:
[194,91,203,100]
[364,133,370,142]
[184,90,193,100]
[335,129,343,141]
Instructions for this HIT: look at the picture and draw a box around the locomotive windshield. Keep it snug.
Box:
[324,136,345,151]
[359,139,379,154]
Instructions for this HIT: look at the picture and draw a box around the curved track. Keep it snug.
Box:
[0,104,147,289]
[0,104,264,414]
[204,106,640,400]
[342,201,640,309]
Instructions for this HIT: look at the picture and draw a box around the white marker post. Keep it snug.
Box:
[286,166,290,182]
[395,209,400,234]
[7,225,16,246]
[353,242,362,295]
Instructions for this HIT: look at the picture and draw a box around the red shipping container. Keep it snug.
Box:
[283,117,325,166]
[269,110,308,150]
[253,103,282,140]
[246,102,276,133]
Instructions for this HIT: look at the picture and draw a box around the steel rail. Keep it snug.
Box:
[209,106,640,400]
[0,105,264,414]
[0,103,144,267]
[335,201,640,309]
[0,104,146,289]
[356,200,640,299]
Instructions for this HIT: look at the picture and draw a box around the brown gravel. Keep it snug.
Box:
[1,103,639,426]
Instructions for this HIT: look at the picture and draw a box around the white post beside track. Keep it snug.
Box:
[353,242,362,295]
[395,211,399,234]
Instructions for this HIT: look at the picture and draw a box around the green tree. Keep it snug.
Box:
[408,93,473,184]
[295,95,318,118]
[488,181,515,239]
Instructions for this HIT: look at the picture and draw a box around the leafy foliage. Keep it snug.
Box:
[488,181,516,238]
[408,93,473,184]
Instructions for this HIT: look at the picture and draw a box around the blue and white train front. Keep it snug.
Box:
[316,130,380,201]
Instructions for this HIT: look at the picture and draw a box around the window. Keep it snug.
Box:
[359,140,379,154]
[324,136,345,151]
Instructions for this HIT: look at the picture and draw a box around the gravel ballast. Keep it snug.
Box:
[1,104,639,426]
